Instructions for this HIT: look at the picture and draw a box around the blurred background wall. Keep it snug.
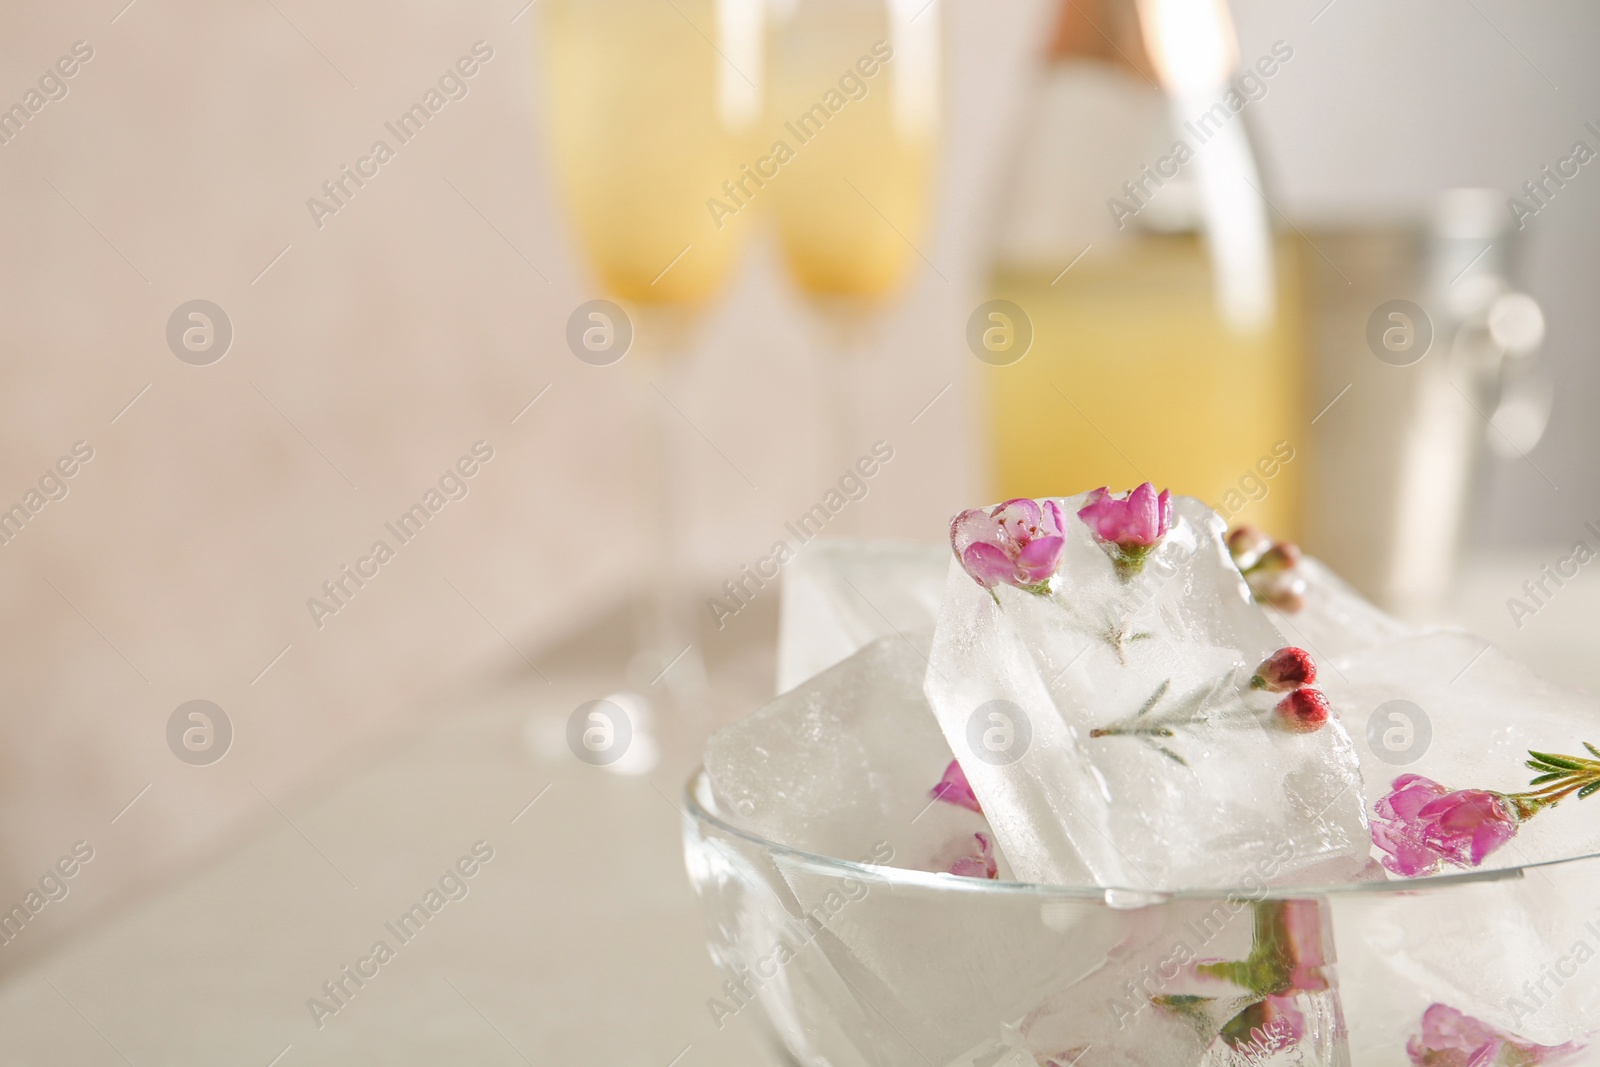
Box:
[0,0,1594,959]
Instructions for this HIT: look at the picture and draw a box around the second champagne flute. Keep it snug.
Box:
[766,0,941,519]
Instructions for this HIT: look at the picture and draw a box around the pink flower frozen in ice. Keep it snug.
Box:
[1199,898,1330,997]
[1168,900,1328,1058]
[1274,688,1331,734]
[929,759,982,815]
[1220,996,1305,1053]
[1276,899,1330,994]
[1226,525,1273,570]
[950,498,1067,594]
[1407,1003,1584,1066]
[1077,483,1173,577]
[1228,526,1309,611]
[1372,774,1522,878]
[1373,747,1600,878]
[947,832,998,880]
[1251,647,1317,693]
[1078,483,1172,547]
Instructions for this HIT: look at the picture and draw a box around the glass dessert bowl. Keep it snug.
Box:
[685,768,1600,1066]
[685,487,1600,1065]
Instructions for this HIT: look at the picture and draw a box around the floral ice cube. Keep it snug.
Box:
[924,490,1370,889]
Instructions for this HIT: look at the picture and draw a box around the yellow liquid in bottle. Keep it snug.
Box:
[986,235,1306,537]
[766,15,936,300]
[543,0,754,306]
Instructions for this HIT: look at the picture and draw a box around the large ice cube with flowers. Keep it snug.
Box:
[922,486,1371,889]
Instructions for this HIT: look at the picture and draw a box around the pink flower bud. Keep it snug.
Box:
[1249,568,1309,612]
[929,759,982,814]
[1225,527,1309,612]
[1252,647,1317,692]
[1226,525,1271,570]
[1255,542,1303,572]
[947,832,998,879]
[1274,688,1330,733]
[1221,996,1305,1051]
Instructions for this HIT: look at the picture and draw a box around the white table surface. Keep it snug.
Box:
[1,552,1595,1066]
[0,602,779,1067]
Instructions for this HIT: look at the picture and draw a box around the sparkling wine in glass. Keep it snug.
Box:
[542,0,763,701]
[765,0,941,510]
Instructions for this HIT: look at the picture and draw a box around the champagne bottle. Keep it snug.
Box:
[983,0,1304,537]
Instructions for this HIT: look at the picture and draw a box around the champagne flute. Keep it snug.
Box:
[542,0,761,703]
[765,0,941,517]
